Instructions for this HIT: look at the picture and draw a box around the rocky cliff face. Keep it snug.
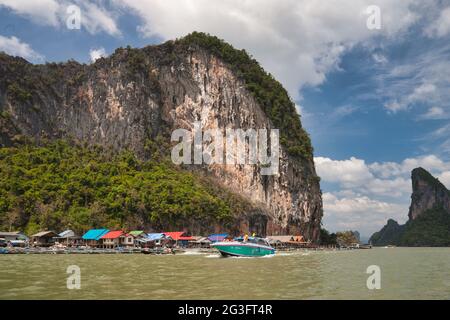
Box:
[408,167,450,220]
[0,33,322,240]
[370,167,450,246]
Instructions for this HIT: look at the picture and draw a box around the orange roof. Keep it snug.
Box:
[163,232,193,241]
[101,231,125,239]
[179,236,194,241]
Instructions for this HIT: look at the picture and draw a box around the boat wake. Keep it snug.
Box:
[260,254,276,258]
[275,252,294,256]
[182,251,207,255]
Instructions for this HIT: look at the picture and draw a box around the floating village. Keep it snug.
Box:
[0,229,369,257]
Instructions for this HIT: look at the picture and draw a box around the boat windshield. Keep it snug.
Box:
[254,238,270,246]
[233,236,271,246]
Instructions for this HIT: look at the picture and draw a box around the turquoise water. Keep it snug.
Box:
[0,247,449,299]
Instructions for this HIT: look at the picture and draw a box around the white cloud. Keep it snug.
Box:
[372,53,388,64]
[0,0,60,26]
[112,0,420,98]
[315,154,450,195]
[76,1,121,36]
[384,101,405,113]
[4,0,448,105]
[315,154,450,236]
[294,104,303,116]
[315,156,413,197]
[89,47,107,62]
[438,171,450,187]
[0,35,44,62]
[376,40,450,120]
[418,106,448,120]
[0,0,120,36]
[425,6,450,38]
[322,192,407,235]
[314,157,373,187]
[3,0,449,105]
[369,154,450,178]
[384,82,438,113]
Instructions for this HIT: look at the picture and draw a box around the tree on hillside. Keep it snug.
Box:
[336,231,359,247]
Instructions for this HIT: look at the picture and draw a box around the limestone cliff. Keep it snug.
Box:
[0,33,322,240]
[408,167,450,220]
[370,167,450,246]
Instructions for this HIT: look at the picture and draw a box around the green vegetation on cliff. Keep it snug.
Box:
[177,32,313,160]
[319,228,337,245]
[400,208,450,246]
[336,231,359,246]
[369,219,405,246]
[0,141,255,235]
[370,209,450,247]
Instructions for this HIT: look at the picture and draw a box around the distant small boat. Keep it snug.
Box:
[212,237,275,257]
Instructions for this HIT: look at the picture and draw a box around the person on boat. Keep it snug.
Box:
[244,234,249,242]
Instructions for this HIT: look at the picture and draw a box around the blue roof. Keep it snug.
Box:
[82,229,109,240]
[146,233,166,241]
[208,233,228,242]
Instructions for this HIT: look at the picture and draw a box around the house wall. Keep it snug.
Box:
[121,236,134,246]
[103,238,120,247]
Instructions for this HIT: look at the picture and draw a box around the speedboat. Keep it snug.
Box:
[211,236,275,257]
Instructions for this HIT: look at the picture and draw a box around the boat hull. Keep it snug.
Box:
[212,242,275,257]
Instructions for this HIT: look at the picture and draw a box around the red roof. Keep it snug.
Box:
[179,236,194,241]
[101,231,125,239]
[163,232,193,241]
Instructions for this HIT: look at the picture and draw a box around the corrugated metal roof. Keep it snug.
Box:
[31,231,58,238]
[208,233,229,242]
[147,233,166,241]
[0,232,28,240]
[179,236,194,241]
[58,230,76,238]
[195,237,211,243]
[82,229,109,240]
[129,230,145,237]
[267,235,295,242]
[101,231,125,239]
[0,231,21,236]
[163,232,185,240]
[163,232,194,241]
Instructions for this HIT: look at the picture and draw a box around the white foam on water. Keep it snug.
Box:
[275,252,293,256]
[261,254,276,258]
[182,251,207,255]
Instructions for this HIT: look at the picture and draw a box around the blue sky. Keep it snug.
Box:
[1,0,450,238]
